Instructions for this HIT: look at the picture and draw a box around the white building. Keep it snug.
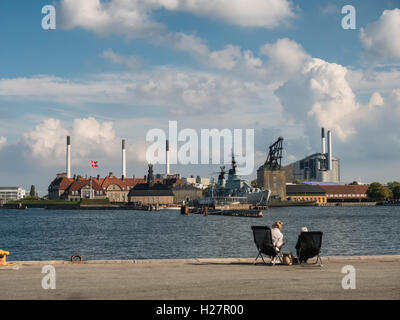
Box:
[0,187,26,201]
[183,176,211,189]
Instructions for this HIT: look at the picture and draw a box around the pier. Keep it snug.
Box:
[0,255,399,300]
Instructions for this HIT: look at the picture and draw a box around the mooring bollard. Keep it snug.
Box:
[0,250,11,266]
[181,205,189,215]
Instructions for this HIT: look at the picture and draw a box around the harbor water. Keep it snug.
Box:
[0,206,399,261]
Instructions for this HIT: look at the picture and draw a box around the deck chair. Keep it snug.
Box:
[251,226,283,265]
[297,231,323,265]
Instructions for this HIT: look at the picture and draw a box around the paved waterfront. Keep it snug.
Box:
[0,256,399,300]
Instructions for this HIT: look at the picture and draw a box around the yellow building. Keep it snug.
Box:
[286,184,327,204]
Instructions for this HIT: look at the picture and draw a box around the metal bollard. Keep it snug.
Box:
[0,250,10,266]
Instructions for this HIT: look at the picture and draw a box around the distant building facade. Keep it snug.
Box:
[48,172,146,202]
[286,184,327,204]
[172,185,203,204]
[66,178,107,201]
[257,168,286,200]
[183,176,210,189]
[49,169,190,203]
[319,185,369,202]
[128,165,174,205]
[0,187,26,201]
[284,153,340,184]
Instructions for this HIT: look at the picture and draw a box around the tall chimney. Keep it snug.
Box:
[122,139,126,179]
[66,136,71,178]
[327,130,333,170]
[166,139,170,175]
[321,127,326,154]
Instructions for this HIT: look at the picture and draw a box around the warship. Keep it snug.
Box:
[199,155,271,206]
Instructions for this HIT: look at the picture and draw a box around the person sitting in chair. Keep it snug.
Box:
[296,226,308,262]
[271,221,284,252]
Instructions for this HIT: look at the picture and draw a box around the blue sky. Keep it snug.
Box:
[0,0,400,194]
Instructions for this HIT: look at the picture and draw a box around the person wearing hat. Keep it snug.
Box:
[295,226,308,262]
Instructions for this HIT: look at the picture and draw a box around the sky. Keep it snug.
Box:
[0,0,400,195]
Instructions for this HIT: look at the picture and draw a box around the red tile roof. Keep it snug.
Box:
[67,178,104,195]
[98,175,146,190]
[319,185,369,199]
[49,177,74,190]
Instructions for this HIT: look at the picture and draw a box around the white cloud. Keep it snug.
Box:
[23,118,69,161]
[20,117,155,171]
[346,67,400,94]
[0,75,130,104]
[59,0,295,36]
[368,92,384,108]
[360,8,400,60]
[0,136,6,150]
[101,49,142,70]
[58,0,165,38]
[278,58,360,141]
[156,0,295,28]
[260,38,311,82]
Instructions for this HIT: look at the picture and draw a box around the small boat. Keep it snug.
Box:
[160,206,181,210]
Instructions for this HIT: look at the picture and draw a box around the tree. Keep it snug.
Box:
[292,179,302,185]
[392,185,400,200]
[387,181,400,190]
[30,185,36,198]
[349,181,358,185]
[366,182,388,201]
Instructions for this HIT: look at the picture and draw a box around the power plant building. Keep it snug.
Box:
[284,128,340,184]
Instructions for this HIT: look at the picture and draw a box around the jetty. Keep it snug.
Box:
[181,204,264,218]
[0,255,399,300]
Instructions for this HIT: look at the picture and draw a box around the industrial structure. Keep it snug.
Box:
[257,137,287,200]
[284,128,340,183]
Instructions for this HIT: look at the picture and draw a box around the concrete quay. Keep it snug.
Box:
[0,255,399,300]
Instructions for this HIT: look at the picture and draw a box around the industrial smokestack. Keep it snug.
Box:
[321,127,326,154]
[166,139,170,175]
[327,130,333,170]
[66,136,71,178]
[122,139,126,179]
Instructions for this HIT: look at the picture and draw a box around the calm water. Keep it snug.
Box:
[0,206,399,261]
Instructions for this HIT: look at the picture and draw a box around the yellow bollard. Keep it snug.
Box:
[0,250,12,266]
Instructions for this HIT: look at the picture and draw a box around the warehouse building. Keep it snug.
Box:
[128,164,174,205]
[319,185,369,202]
[286,184,327,204]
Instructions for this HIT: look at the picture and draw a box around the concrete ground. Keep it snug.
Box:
[0,256,399,300]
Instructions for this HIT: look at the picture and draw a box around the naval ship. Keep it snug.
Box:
[199,155,271,206]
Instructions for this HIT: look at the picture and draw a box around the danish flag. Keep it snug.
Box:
[91,160,98,168]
